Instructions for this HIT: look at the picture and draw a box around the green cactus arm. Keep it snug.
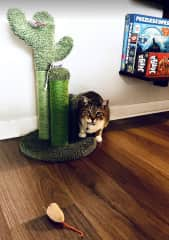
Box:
[55,36,73,61]
[33,11,54,25]
[7,8,37,46]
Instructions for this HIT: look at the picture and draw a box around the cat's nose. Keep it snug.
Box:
[92,119,96,124]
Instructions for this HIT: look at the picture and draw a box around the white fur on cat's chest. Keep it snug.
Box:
[86,120,104,133]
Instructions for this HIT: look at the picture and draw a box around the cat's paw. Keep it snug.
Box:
[96,135,102,143]
[79,132,87,138]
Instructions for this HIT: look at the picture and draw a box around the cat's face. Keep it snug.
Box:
[81,104,105,124]
[79,97,109,133]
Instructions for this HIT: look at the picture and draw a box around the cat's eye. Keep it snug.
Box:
[82,110,90,117]
[96,111,103,117]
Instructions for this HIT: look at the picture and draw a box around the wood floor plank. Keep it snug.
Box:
[11,207,100,240]
[103,129,169,197]
[17,160,102,240]
[0,112,169,239]
[90,118,169,227]
[50,163,146,240]
[0,140,45,228]
[99,143,169,222]
[0,206,13,240]
[28,162,125,239]
[68,159,169,240]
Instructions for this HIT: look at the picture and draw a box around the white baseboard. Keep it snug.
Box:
[1,100,169,140]
[110,100,169,120]
[0,116,37,140]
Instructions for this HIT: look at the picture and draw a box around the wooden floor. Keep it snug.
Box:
[1,112,169,240]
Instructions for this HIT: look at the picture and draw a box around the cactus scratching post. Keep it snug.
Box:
[8,8,97,162]
[19,88,97,162]
[7,8,73,140]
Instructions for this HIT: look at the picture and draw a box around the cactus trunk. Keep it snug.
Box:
[35,71,49,140]
[48,68,69,146]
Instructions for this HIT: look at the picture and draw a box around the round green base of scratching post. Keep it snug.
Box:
[19,131,97,162]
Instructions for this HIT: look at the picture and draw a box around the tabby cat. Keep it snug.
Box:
[77,91,110,143]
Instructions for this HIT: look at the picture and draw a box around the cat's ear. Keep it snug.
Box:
[102,100,109,108]
[80,96,88,105]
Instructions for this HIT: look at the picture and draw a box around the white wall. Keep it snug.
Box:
[0,0,168,139]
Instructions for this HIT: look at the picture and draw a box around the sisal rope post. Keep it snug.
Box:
[35,71,49,139]
[48,67,70,146]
